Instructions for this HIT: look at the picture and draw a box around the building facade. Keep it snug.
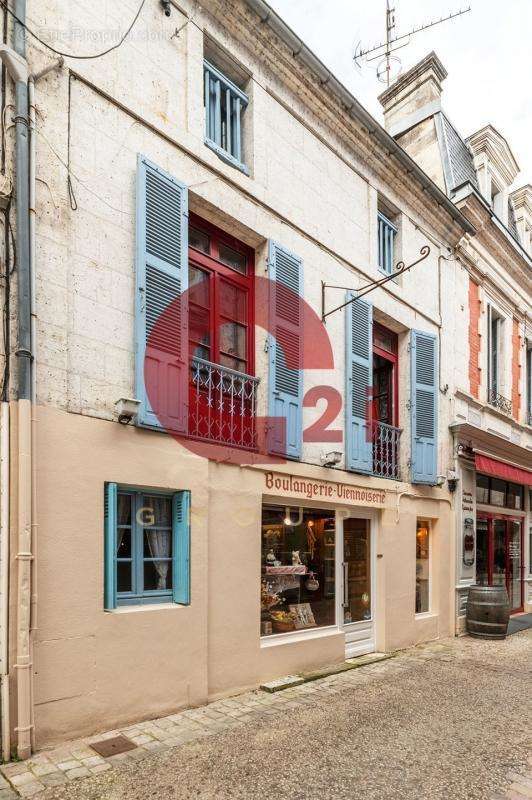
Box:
[378,53,532,632]
[0,0,528,759]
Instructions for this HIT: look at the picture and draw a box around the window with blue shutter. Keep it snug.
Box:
[410,330,438,485]
[268,241,303,459]
[103,485,191,609]
[377,211,397,275]
[204,60,249,174]
[345,294,373,474]
[135,155,189,432]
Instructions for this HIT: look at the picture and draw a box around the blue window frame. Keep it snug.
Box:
[377,211,397,275]
[104,485,190,609]
[204,59,249,175]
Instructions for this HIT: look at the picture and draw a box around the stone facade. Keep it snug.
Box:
[0,0,528,758]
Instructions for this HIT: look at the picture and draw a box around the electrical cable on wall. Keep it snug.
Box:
[0,0,147,60]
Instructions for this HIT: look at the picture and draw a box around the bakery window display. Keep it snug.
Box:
[260,505,336,636]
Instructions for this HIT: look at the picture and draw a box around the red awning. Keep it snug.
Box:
[475,454,532,486]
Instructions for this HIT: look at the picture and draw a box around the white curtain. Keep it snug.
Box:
[146,497,171,589]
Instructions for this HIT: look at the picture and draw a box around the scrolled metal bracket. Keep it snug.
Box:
[321,245,431,323]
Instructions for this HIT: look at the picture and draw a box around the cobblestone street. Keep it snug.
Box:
[0,630,530,800]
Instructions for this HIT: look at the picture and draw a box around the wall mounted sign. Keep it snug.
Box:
[463,516,475,567]
[462,490,474,514]
[264,472,386,506]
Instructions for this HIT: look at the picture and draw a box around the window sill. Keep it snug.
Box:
[106,602,185,614]
[260,625,340,648]
[204,138,250,176]
[414,611,437,620]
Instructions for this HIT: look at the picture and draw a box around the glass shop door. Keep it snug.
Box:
[475,516,524,614]
[342,517,374,657]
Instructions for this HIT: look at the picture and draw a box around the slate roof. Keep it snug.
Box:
[435,112,522,248]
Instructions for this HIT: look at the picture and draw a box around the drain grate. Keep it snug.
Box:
[90,735,137,758]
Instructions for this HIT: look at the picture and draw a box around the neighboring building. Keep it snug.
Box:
[379,52,532,633]
[0,1,527,760]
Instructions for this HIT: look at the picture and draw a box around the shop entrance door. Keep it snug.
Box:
[341,517,375,657]
[475,516,524,614]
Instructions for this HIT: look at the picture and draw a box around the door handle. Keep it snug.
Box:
[343,562,349,608]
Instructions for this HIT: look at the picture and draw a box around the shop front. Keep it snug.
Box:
[455,448,531,626]
[260,500,377,657]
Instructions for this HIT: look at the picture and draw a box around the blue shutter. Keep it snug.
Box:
[172,491,190,605]
[135,155,189,432]
[268,241,303,459]
[345,293,373,473]
[411,330,438,485]
[104,483,117,610]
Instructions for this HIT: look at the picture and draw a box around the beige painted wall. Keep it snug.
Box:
[29,406,453,747]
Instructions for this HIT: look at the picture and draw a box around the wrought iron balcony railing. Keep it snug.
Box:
[372,421,402,480]
[488,390,513,417]
[189,357,259,451]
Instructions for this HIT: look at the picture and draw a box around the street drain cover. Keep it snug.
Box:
[90,735,137,757]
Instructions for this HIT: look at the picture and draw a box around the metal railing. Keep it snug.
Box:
[377,211,397,275]
[189,357,259,450]
[204,60,248,172]
[372,421,402,480]
[528,410,532,427]
[488,390,513,416]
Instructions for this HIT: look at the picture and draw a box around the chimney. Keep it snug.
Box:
[378,51,447,137]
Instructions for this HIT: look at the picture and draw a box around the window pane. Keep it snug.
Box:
[117,561,132,593]
[141,496,172,527]
[219,281,246,322]
[219,354,246,373]
[219,243,247,274]
[190,306,211,353]
[507,483,523,510]
[117,530,131,559]
[189,266,210,306]
[117,494,131,525]
[144,530,172,559]
[490,479,506,507]
[415,520,430,614]
[476,474,489,504]
[220,322,246,361]
[260,505,335,637]
[343,519,371,623]
[189,227,210,254]
[144,560,172,591]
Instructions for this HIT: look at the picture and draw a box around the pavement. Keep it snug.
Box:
[1,630,531,800]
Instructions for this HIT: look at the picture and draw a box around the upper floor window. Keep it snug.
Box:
[377,209,398,275]
[526,342,532,426]
[487,304,511,413]
[188,216,258,451]
[104,484,190,609]
[372,322,400,480]
[204,59,249,175]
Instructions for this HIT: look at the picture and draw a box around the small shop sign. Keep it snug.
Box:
[264,471,386,506]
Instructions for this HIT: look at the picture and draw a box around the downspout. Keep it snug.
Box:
[0,403,10,761]
[27,56,62,753]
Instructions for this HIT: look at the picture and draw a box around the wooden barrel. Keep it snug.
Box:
[466,585,510,640]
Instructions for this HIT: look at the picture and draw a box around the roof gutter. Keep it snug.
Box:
[244,0,476,237]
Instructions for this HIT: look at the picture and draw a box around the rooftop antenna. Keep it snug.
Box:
[354,2,471,87]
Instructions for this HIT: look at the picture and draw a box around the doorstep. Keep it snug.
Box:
[260,651,392,692]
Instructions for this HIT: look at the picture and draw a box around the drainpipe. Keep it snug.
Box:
[27,57,62,753]
[0,402,10,761]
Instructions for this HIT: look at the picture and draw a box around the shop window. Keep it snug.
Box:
[261,505,335,636]
[490,478,506,507]
[415,520,430,614]
[476,474,489,504]
[104,485,190,609]
[507,482,524,511]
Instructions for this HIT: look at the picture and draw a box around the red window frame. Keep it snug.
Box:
[372,322,398,427]
[188,213,255,376]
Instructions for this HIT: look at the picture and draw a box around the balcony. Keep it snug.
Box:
[189,357,259,450]
[372,421,402,480]
[488,390,513,417]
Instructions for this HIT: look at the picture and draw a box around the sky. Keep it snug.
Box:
[267,0,532,189]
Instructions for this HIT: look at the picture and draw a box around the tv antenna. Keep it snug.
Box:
[354,2,471,87]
